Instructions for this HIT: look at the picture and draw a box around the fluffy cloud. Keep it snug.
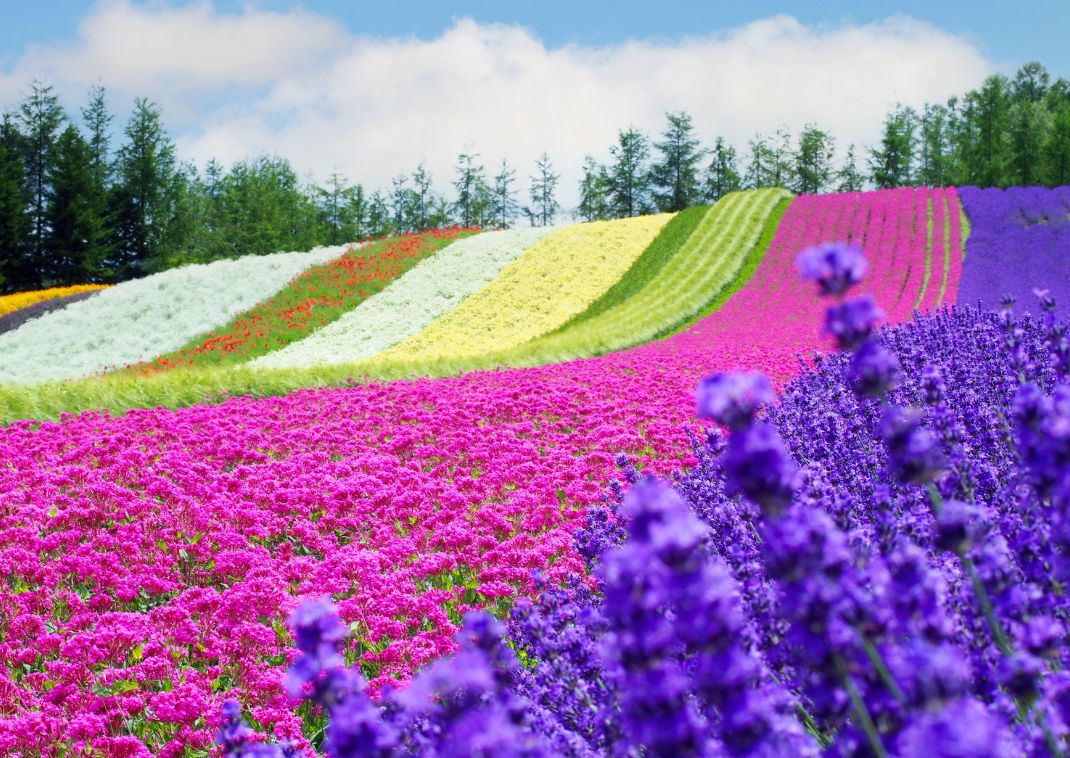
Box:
[0,4,994,208]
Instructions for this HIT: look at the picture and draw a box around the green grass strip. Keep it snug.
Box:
[914,193,934,311]
[936,193,952,307]
[547,204,711,335]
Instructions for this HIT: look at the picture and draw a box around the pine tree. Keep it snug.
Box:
[769,128,796,189]
[82,85,111,187]
[835,145,865,192]
[490,159,518,229]
[0,122,30,291]
[869,105,917,188]
[744,134,775,189]
[917,104,951,187]
[704,137,741,202]
[1044,102,1070,186]
[366,190,391,237]
[17,81,65,284]
[46,125,110,284]
[318,170,357,244]
[390,174,411,231]
[527,152,560,227]
[577,155,610,221]
[608,127,650,218]
[410,162,435,231]
[792,125,835,195]
[110,98,176,277]
[649,111,704,212]
[963,75,1011,187]
[452,152,490,228]
[1013,62,1050,103]
[1008,100,1050,186]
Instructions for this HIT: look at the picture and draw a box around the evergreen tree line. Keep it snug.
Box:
[1,61,1068,293]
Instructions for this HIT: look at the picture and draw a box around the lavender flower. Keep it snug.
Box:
[722,421,797,515]
[796,240,868,296]
[848,340,901,398]
[695,372,773,429]
[824,295,885,350]
[880,406,944,484]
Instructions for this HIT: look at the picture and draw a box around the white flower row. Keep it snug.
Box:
[252,227,553,370]
[0,245,351,385]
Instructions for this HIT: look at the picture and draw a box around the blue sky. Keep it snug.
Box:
[2,1,1066,73]
[0,2,1059,206]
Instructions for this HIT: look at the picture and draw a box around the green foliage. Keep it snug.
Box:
[0,124,30,289]
[526,152,560,227]
[835,146,865,192]
[577,155,610,222]
[705,137,741,202]
[46,125,110,282]
[650,111,705,212]
[869,105,917,188]
[452,151,492,228]
[793,125,835,195]
[608,127,652,218]
[17,81,65,275]
[549,204,710,334]
[110,97,177,279]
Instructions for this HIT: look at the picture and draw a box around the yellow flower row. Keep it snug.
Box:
[379,213,674,363]
[0,284,110,318]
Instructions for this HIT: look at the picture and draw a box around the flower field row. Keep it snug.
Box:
[959,185,1070,318]
[499,188,792,365]
[0,246,350,385]
[222,293,1070,756]
[132,228,475,375]
[373,213,673,363]
[253,226,552,371]
[0,283,109,317]
[0,190,948,753]
[0,288,104,335]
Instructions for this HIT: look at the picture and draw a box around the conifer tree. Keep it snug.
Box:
[835,145,865,192]
[47,125,110,283]
[703,137,741,202]
[0,122,29,291]
[792,125,834,195]
[17,81,65,282]
[577,155,610,221]
[490,159,519,229]
[608,127,651,218]
[869,105,917,188]
[452,152,491,227]
[650,111,704,212]
[527,152,560,227]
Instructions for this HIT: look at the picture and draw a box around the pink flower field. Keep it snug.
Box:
[0,189,964,754]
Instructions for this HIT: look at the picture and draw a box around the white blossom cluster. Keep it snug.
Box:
[0,245,350,385]
[252,227,552,369]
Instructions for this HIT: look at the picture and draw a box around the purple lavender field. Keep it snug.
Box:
[959,186,1070,317]
[220,246,1070,757]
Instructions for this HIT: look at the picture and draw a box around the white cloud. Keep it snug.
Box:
[0,4,994,208]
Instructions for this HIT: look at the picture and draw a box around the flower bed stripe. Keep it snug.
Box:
[958,185,1070,318]
[0,246,348,385]
[376,214,673,363]
[0,283,109,317]
[252,227,550,371]
[131,228,475,375]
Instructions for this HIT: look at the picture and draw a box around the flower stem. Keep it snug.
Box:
[835,653,888,758]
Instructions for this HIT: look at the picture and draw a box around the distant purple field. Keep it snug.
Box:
[959,186,1070,317]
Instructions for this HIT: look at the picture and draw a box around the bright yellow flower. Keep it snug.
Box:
[380,213,673,362]
[0,284,110,318]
